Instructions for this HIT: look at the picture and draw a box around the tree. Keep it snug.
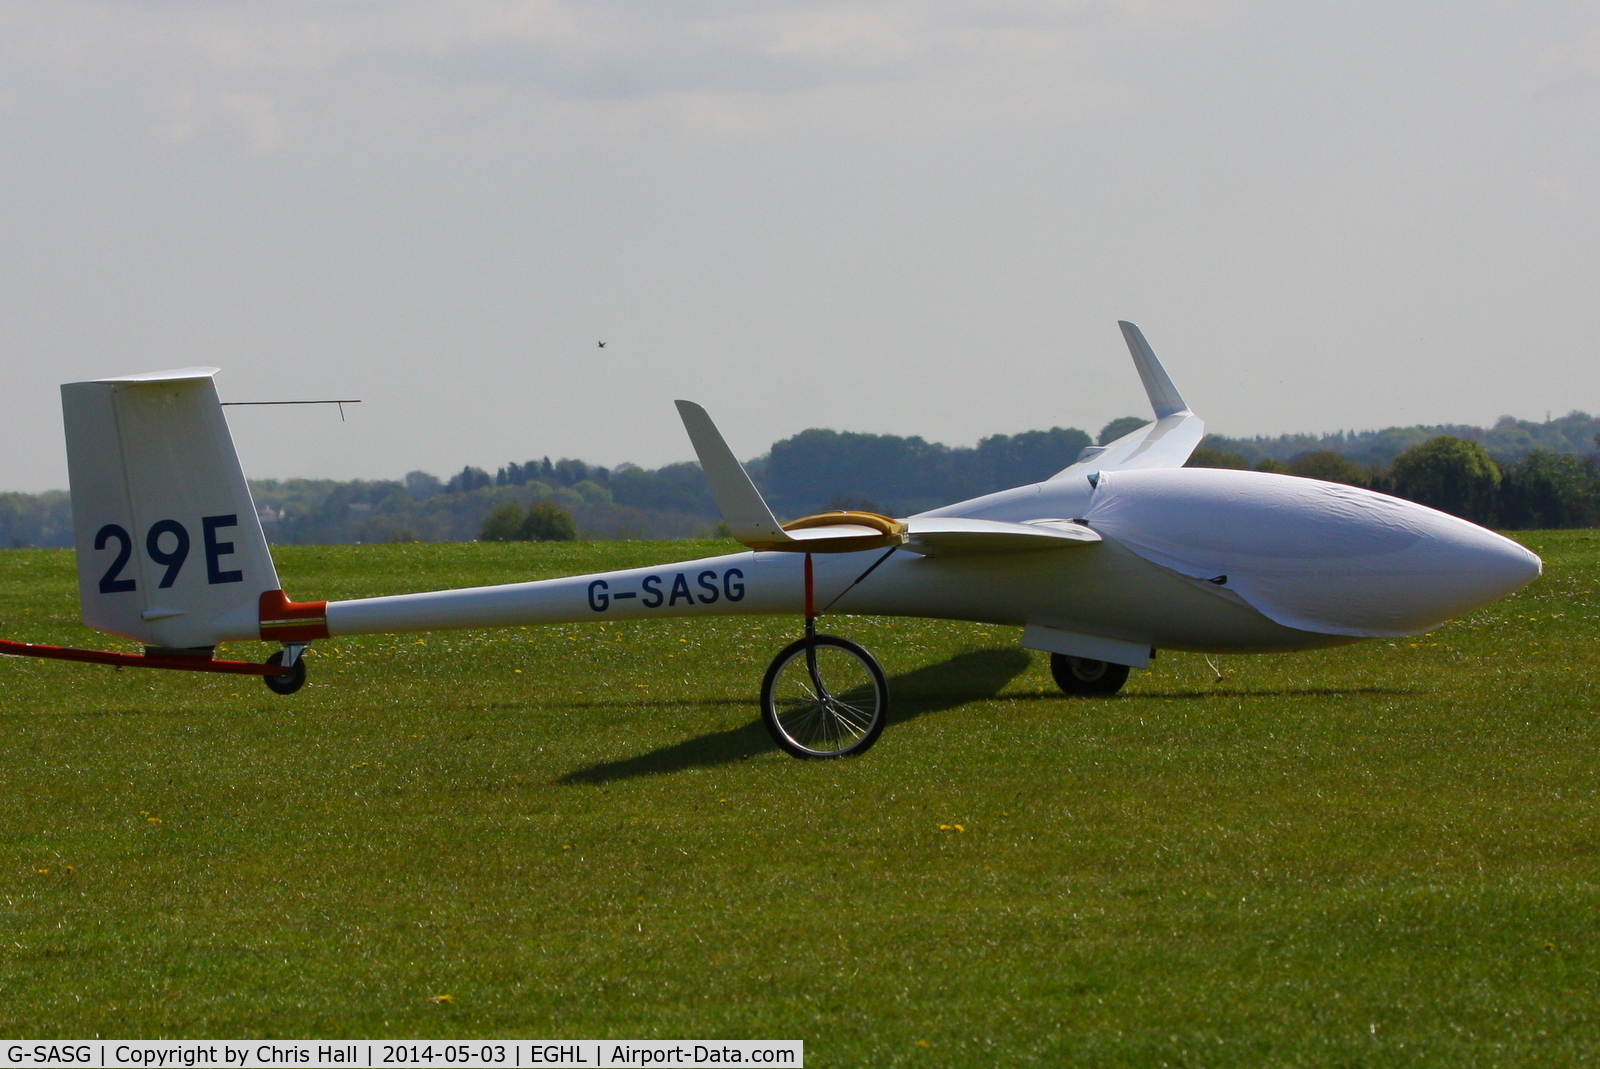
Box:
[766,427,953,517]
[447,466,494,494]
[479,503,525,542]
[972,427,1093,487]
[522,499,578,542]
[823,494,884,513]
[404,470,442,501]
[1098,416,1149,445]
[1286,450,1367,486]
[1497,450,1600,529]
[0,490,73,548]
[1185,448,1252,469]
[1386,436,1500,522]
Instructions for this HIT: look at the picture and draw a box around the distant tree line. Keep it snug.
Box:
[6,410,1600,548]
[247,463,713,547]
[1187,437,1600,529]
[0,491,71,549]
[762,427,1093,518]
[1199,410,1600,468]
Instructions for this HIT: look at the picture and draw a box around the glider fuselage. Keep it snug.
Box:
[323,464,1540,659]
[47,322,1543,676]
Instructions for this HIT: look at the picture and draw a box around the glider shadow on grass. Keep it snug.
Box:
[997,685,1423,701]
[558,647,1032,785]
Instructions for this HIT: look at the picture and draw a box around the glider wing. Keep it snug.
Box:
[675,400,905,553]
[902,517,1099,557]
[1051,321,1205,479]
[674,400,790,545]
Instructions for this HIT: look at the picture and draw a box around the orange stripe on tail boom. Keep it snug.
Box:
[258,589,329,641]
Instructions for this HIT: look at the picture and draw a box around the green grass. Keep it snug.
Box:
[1,534,1598,1065]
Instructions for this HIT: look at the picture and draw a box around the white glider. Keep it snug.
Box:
[3,323,1541,758]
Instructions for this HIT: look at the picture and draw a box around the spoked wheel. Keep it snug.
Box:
[1049,653,1129,697]
[761,635,889,759]
[263,650,307,695]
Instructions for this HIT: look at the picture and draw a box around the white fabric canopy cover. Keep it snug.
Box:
[1083,468,1540,638]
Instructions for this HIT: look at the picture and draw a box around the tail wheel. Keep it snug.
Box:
[761,635,889,759]
[263,650,307,695]
[1050,653,1129,696]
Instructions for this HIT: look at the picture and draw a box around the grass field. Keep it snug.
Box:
[1,534,1597,1064]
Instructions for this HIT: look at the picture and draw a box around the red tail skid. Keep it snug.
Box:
[0,638,291,678]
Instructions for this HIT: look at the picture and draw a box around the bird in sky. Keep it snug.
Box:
[598,341,606,348]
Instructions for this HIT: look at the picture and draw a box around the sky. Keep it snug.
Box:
[2,0,1599,492]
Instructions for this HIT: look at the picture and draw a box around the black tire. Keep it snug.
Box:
[1050,653,1129,696]
[761,635,889,759]
[263,650,307,695]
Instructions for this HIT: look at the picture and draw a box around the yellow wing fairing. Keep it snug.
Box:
[742,511,908,554]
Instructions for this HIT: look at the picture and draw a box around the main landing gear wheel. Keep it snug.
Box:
[1050,653,1129,697]
[761,635,889,759]
[263,650,307,695]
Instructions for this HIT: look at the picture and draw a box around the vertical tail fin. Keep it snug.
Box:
[61,368,282,648]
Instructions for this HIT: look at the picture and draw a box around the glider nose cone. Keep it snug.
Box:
[1323,496,1541,633]
[1440,523,1542,610]
[1312,497,1541,634]
[1085,468,1541,638]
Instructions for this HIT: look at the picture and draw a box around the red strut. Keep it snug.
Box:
[0,639,291,678]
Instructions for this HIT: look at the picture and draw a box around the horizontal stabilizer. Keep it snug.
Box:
[903,516,1099,557]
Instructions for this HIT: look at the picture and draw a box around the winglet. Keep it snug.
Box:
[1118,322,1189,419]
[675,401,788,545]
[1044,321,1204,479]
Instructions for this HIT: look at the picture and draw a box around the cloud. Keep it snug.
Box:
[159,88,286,153]
[1538,27,1600,84]
[764,7,920,65]
[0,0,1230,151]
